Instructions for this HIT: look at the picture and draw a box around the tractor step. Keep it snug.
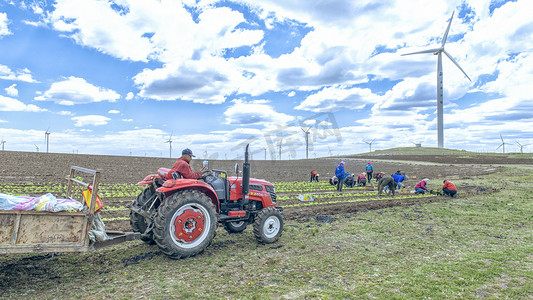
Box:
[228,210,246,217]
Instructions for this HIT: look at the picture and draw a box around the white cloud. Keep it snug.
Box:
[0,64,37,82]
[108,110,120,114]
[0,119,7,123]
[224,99,294,125]
[35,76,120,105]
[71,115,111,127]
[287,91,296,97]
[296,85,379,112]
[122,118,133,122]
[5,84,18,97]
[58,110,74,116]
[125,92,134,100]
[0,12,11,37]
[0,95,45,112]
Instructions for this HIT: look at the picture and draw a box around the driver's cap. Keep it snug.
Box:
[182,148,195,157]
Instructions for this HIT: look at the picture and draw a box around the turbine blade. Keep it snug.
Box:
[496,144,502,150]
[500,134,504,142]
[442,11,455,47]
[443,50,471,81]
[401,48,441,56]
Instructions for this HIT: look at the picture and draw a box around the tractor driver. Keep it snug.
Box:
[170,148,207,179]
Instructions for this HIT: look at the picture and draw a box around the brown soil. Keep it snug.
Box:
[0,150,501,233]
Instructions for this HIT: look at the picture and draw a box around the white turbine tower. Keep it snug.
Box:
[301,126,312,159]
[516,141,529,154]
[402,11,471,148]
[496,134,507,153]
[1,138,5,151]
[364,138,376,152]
[165,132,173,158]
[45,127,51,153]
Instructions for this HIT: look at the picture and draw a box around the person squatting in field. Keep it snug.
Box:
[374,172,384,183]
[442,180,457,197]
[310,170,319,182]
[378,175,395,196]
[365,162,373,182]
[357,173,367,186]
[171,148,207,179]
[334,161,350,191]
[329,176,338,186]
[415,178,430,194]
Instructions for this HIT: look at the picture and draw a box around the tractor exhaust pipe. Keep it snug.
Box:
[242,144,250,197]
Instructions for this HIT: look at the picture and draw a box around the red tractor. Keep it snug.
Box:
[130,145,283,259]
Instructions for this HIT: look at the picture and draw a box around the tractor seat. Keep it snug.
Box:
[171,172,182,179]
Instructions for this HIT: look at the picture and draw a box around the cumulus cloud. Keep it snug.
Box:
[5,84,18,97]
[0,95,45,112]
[224,99,294,125]
[72,115,111,127]
[296,85,379,112]
[35,76,120,105]
[125,92,134,100]
[108,110,120,114]
[0,12,11,37]
[0,64,37,82]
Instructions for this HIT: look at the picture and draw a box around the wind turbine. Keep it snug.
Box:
[263,147,267,160]
[364,138,376,152]
[165,132,173,158]
[516,141,529,154]
[34,144,39,152]
[44,127,51,153]
[402,11,471,148]
[1,138,5,151]
[496,134,507,153]
[327,145,332,157]
[301,126,312,159]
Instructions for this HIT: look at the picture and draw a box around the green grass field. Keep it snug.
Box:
[1,166,532,299]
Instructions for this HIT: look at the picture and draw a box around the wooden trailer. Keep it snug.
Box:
[0,166,138,254]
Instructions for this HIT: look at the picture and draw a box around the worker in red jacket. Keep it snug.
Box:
[310,170,319,182]
[442,180,457,197]
[171,148,206,179]
[357,173,367,186]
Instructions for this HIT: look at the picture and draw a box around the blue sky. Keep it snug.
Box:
[0,0,532,159]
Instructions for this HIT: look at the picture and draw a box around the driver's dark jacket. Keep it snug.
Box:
[171,157,202,179]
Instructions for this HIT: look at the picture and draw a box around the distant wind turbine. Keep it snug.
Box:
[301,126,312,159]
[364,138,376,152]
[516,141,529,154]
[165,132,173,158]
[402,11,471,148]
[34,144,39,152]
[496,134,507,153]
[327,145,332,157]
[45,127,51,153]
[1,138,5,151]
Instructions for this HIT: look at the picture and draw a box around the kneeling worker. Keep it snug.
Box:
[442,180,457,197]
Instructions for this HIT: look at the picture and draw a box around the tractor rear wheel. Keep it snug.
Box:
[253,207,283,244]
[153,190,217,259]
[130,187,155,244]
[223,220,248,234]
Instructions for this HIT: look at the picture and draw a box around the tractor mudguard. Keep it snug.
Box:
[138,174,161,185]
[157,179,220,212]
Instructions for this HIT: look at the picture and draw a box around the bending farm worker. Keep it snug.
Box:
[334,161,349,192]
[310,170,319,182]
[442,180,457,197]
[415,178,430,194]
[378,175,395,196]
[357,173,367,186]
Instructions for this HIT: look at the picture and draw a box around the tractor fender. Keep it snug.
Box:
[138,174,161,185]
[157,179,220,212]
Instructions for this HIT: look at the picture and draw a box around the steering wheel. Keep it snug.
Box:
[199,169,213,180]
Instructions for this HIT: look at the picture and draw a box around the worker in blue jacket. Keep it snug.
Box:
[365,162,373,182]
[335,161,349,191]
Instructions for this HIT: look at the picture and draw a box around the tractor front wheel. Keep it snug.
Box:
[153,190,217,259]
[223,220,248,234]
[253,207,283,244]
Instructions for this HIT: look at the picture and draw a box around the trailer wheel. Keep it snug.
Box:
[253,207,283,244]
[130,187,155,244]
[153,190,217,259]
[223,220,248,234]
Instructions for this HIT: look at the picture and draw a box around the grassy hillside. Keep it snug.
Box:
[350,147,533,159]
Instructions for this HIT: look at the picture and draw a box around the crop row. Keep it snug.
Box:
[283,194,435,208]
[0,183,144,198]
